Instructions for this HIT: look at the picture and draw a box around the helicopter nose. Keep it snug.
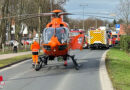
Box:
[51,41,57,48]
[49,36,60,49]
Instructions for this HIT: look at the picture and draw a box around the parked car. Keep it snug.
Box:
[26,39,33,45]
[21,39,32,45]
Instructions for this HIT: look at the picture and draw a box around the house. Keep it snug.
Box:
[120,24,130,35]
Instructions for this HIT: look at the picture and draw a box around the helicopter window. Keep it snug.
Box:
[70,32,80,36]
[43,28,55,43]
[55,27,69,43]
[43,27,69,44]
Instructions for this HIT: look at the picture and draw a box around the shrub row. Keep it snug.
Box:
[120,35,130,53]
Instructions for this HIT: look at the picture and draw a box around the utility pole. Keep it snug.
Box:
[38,6,41,44]
[80,4,88,30]
[50,0,53,11]
[95,17,97,28]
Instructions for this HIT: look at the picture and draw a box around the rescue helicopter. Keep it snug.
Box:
[1,10,85,71]
[37,10,85,71]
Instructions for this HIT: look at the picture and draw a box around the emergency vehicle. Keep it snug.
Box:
[88,29,109,49]
[111,31,120,44]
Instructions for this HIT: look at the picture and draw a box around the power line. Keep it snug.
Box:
[71,14,114,19]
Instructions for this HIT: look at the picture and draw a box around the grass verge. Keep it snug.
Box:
[106,46,130,90]
[0,54,32,68]
[0,52,43,68]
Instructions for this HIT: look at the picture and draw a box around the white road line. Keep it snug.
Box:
[99,50,113,90]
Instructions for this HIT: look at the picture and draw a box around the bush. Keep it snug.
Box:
[120,35,130,53]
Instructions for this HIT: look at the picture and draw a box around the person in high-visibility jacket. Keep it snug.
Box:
[30,39,40,65]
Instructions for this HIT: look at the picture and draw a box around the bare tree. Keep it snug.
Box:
[0,0,68,49]
[68,17,105,33]
[118,0,130,35]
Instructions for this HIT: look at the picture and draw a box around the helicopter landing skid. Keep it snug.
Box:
[67,54,79,70]
[33,55,79,71]
[32,56,48,71]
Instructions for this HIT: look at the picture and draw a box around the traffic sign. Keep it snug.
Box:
[115,24,120,30]
[116,24,120,28]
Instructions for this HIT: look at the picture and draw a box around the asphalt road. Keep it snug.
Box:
[0,49,106,90]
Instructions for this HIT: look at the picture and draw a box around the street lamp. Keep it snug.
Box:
[110,13,116,17]
[80,4,88,30]
[110,13,117,21]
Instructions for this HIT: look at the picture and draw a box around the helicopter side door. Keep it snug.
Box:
[70,34,85,50]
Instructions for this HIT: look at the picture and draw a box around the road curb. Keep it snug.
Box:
[100,50,113,90]
[0,54,43,70]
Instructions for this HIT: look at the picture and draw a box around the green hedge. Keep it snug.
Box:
[120,35,130,53]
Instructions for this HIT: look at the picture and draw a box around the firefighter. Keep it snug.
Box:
[30,39,40,65]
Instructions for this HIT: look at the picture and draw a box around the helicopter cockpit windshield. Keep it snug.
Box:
[43,27,69,44]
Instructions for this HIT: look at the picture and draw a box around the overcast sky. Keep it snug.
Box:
[64,0,120,21]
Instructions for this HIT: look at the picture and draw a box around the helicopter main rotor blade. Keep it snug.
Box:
[39,13,55,16]
[17,13,56,21]
[0,14,37,20]
[58,12,73,16]
[0,13,55,20]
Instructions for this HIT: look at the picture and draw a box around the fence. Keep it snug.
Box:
[0,44,31,54]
